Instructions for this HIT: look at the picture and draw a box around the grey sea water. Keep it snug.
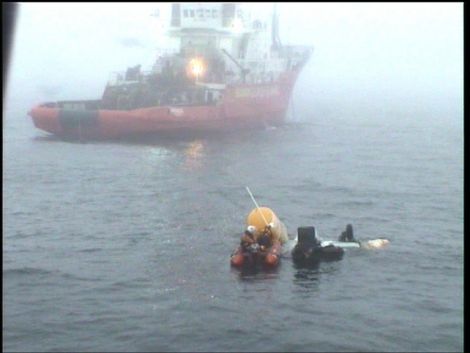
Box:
[3,81,463,351]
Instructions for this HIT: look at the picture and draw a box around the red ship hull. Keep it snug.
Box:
[29,72,299,140]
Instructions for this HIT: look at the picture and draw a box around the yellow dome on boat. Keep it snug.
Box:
[246,207,288,244]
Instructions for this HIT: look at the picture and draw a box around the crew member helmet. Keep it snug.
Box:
[246,225,256,235]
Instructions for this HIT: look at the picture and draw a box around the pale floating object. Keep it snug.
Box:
[316,239,390,249]
[322,240,361,249]
[363,238,390,249]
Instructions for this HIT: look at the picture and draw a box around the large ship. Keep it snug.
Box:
[29,3,312,140]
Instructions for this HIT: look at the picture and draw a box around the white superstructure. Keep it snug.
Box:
[108,3,312,88]
[166,3,291,84]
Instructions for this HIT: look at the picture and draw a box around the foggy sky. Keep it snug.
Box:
[5,2,463,122]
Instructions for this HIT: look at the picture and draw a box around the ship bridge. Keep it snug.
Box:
[169,3,252,35]
[165,3,280,82]
[107,3,312,91]
[168,3,256,58]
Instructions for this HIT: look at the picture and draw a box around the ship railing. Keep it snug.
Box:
[107,70,154,86]
[195,82,226,90]
[107,72,125,86]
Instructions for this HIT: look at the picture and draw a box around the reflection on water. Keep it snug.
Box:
[293,266,321,290]
[183,140,206,171]
[293,261,341,290]
[33,134,83,144]
[232,265,280,282]
[147,145,172,163]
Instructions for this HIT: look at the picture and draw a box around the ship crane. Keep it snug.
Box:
[221,48,249,82]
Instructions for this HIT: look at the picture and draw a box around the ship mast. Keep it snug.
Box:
[271,3,282,51]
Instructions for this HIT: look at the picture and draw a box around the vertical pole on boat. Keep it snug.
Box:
[245,186,269,226]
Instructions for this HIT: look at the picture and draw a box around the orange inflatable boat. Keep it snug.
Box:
[230,206,288,268]
[230,240,282,268]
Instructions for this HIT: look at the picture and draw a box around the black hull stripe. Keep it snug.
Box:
[59,110,99,132]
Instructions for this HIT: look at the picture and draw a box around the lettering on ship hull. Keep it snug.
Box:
[234,86,280,99]
[169,108,184,117]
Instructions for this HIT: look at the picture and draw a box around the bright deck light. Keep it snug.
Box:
[188,58,205,78]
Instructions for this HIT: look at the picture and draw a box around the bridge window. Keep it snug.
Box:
[190,9,195,18]
[212,9,217,18]
[253,20,262,29]
[183,9,188,17]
